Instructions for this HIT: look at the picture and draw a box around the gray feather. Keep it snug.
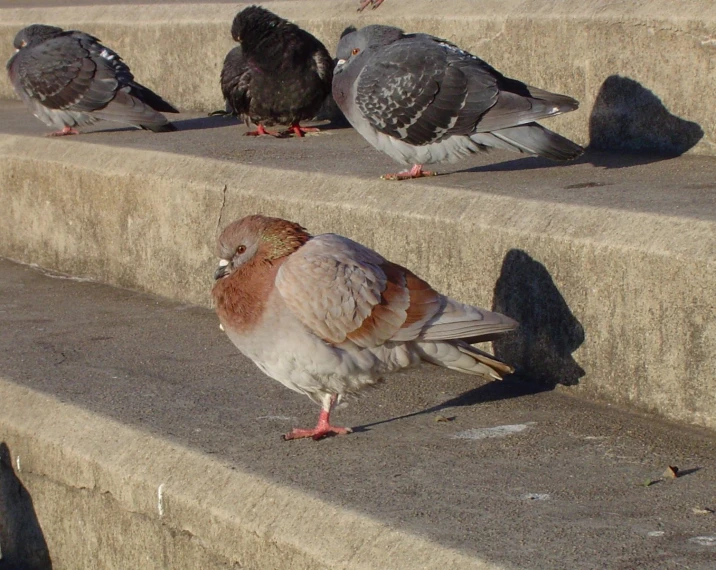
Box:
[333,25,583,167]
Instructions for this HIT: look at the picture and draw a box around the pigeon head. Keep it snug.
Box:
[230,6,292,48]
[13,24,65,50]
[334,25,403,75]
[214,215,311,280]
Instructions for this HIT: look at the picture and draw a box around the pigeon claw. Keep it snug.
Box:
[381,164,438,181]
[283,425,352,441]
[244,124,283,137]
[282,124,321,138]
[283,406,353,441]
[357,0,385,12]
[45,126,80,137]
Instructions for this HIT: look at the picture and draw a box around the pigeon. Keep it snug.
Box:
[220,6,333,137]
[6,24,179,136]
[333,25,584,179]
[212,215,518,440]
[358,0,386,11]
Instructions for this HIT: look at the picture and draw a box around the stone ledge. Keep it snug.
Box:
[0,113,714,429]
[0,380,494,570]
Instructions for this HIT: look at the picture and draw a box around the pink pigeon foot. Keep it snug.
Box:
[381,164,437,181]
[358,0,385,12]
[46,126,80,137]
[283,408,352,441]
[282,124,321,138]
[244,124,282,137]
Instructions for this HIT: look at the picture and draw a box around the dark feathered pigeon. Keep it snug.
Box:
[6,24,179,136]
[333,25,584,180]
[220,6,333,137]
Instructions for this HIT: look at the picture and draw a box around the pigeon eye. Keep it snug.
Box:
[236,245,247,255]
[351,48,360,56]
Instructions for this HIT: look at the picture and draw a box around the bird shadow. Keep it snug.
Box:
[0,442,53,570]
[458,75,703,173]
[587,75,704,166]
[492,249,585,387]
[354,249,585,433]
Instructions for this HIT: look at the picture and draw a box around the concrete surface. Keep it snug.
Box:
[0,0,715,155]
[0,101,714,431]
[0,259,715,570]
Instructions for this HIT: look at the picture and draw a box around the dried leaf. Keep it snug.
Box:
[663,466,679,479]
[692,507,715,515]
[435,415,455,423]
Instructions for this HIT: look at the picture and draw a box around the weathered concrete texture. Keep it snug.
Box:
[0,1,715,155]
[0,383,495,570]
[0,260,715,570]
[0,104,714,431]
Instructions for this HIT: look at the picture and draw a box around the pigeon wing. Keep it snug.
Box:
[275,234,443,348]
[220,46,252,115]
[355,36,499,145]
[12,34,120,112]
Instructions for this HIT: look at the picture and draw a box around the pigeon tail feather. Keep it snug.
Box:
[417,340,514,380]
[127,82,179,114]
[91,90,176,132]
[470,122,584,161]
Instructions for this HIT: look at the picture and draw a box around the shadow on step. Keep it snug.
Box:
[0,442,52,570]
[463,75,704,173]
[492,249,585,388]
[587,75,704,165]
[354,249,584,432]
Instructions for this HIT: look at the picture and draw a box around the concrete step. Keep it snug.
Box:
[0,101,714,431]
[1,258,715,570]
[1,0,715,155]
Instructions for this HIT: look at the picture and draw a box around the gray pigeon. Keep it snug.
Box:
[6,24,179,136]
[333,25,584,180]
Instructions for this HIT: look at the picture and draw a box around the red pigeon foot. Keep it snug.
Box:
[244,124,282,137]
[282,124,321,138]
[381,164,437,181]
[283,423,353,441]
[45,126,80,137]
[358,0,385,12]
[283,398,352,440]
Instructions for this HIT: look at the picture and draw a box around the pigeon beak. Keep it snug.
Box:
[214,259,230,280]
[336,58,346,67]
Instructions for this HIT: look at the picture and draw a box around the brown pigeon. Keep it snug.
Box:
[220,6,333,137]
[212,215,518,441]
[6,24,178,136]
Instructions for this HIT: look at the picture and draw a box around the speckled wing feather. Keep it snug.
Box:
[276,234,516,348]
[11,33,128,112]
[354,35,498,145]
[355,34,581,145]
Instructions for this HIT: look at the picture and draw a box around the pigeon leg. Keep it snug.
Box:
[381,164,438,181]
[244,124,282,137]
[357,0,385,11]
[282,124,321,138]
[45,126,80,137]
[283,394,352,441]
